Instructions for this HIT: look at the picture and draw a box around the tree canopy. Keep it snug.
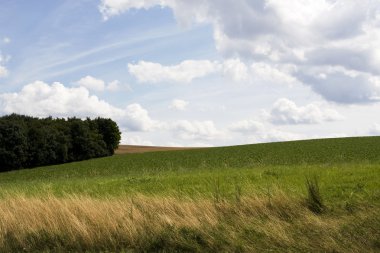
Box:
[0,114,121,171]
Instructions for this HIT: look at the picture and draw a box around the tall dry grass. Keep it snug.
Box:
[0,193,378,252]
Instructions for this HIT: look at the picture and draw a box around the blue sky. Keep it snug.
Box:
[1,0,380,146]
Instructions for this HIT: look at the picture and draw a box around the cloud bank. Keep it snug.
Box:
[77,76,122,91]
[0,81,230,144]
[128,60,220,83]
[102,0,380,104]
[267,98,343,125]
[0,81,154,132]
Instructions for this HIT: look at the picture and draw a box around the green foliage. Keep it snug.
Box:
[93,117,121,155]
[0,136,379,252]
[0,137,379,210]
[305,176,325,214]
[0,114,121,171]
[0,119,28,169]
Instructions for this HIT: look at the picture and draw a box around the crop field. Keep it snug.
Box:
[115,145,195,154]
[0,137,379,252]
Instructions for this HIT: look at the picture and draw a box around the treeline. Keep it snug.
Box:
[0,114,121,171]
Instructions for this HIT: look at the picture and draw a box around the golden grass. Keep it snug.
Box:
[0,193,378,252]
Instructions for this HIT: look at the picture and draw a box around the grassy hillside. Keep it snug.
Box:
[0,137,379,252]
[0,137,379,200]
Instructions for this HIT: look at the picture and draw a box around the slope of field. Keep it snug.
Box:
[0,137,379,252]
[116,136,380,160]
[115,145,195,154]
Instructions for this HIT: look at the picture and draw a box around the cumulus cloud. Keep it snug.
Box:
[229,119,264,133]
[0,81,155,132]
[128,58,300,85]
[229,118,304,143]
[251,63,298,86]
[121,103,160,132]
[266,98,344,125]
[298,66,380,104]
[170,120,226,141]
[128,60,220,83]
[107,80,121,91]
[0,82,229,143]
[77,75,105,91]
[128,59,249,84]
[77,76,123,91]
[170,99,188,111]
[101,0,375,58]
[1,81,119,117]
[222,58,249,82]
[102,0,380,104]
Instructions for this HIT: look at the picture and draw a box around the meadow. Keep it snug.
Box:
[0,137,379,252]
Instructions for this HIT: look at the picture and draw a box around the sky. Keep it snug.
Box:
[0,0,380,147]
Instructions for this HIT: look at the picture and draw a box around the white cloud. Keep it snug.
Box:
[170,120,226,141]
[106,80,132,92]
[0,82,229,142]
[170,99,188,111]
[251,63,298,86]
[1,81,120,117]
[222,58,249,82]
[122,134,154,146]
[0,81,155,132]
[77,76,126,92]
[229,118,305,143]
[121,103,160,132]
[99,0,166,20]
[128,59,299,85]
[297,66,380,104]
[107,80,121,91]
[368,124,380,135]
[266,98,344,125]
[229,119,264,133]
[77,75,105,91]
[128,60,220,83]
[248,128,305,143]
[102,0,380,104]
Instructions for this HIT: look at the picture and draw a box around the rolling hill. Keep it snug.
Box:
[0,137,379,252]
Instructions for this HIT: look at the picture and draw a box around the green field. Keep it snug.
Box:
[0,137,379,252]
[1,137,379,203]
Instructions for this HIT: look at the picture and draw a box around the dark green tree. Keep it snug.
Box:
[0,114,121,171]
[0,119,28,171]
[94,117,121,155]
